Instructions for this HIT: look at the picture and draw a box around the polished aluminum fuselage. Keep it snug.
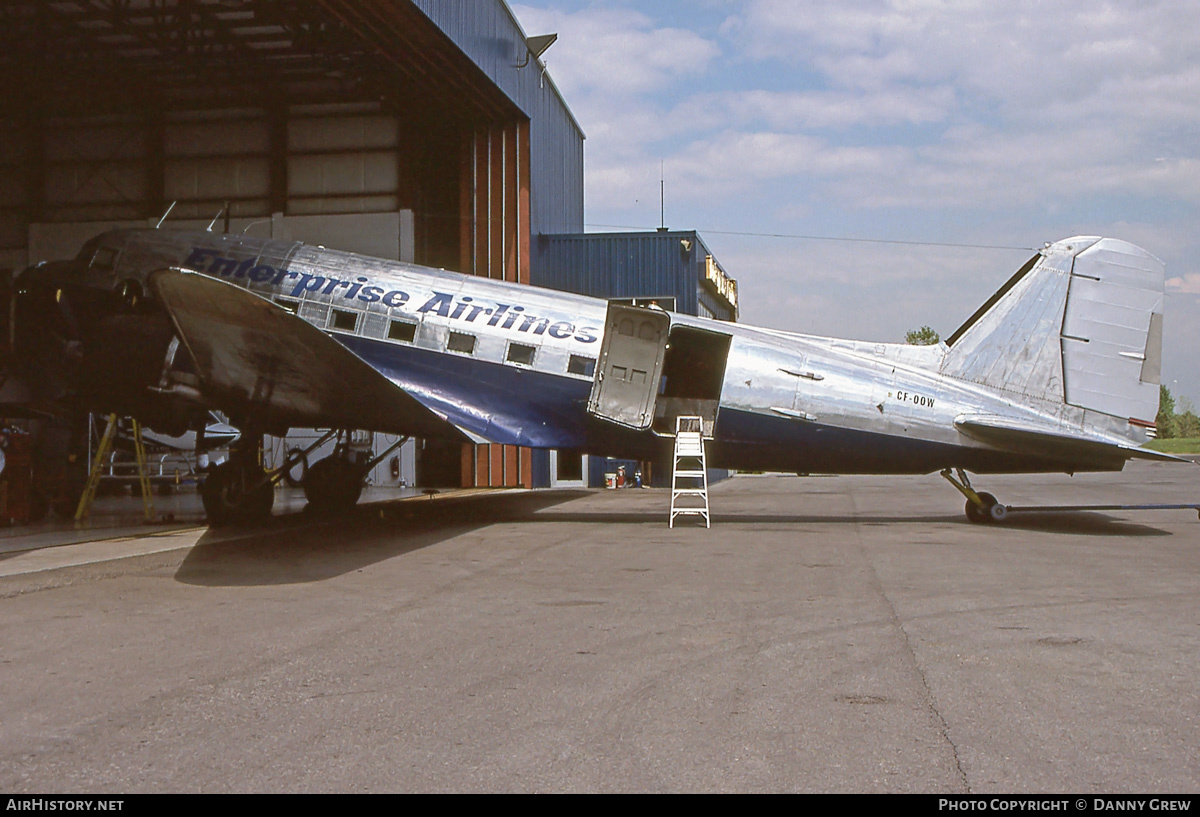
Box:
[64,229,1143,475]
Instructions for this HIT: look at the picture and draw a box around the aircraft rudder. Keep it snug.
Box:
[942,236,1165,430]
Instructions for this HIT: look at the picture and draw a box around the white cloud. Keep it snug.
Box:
[512,5,721,97]
[690,86,956,129]
[722,236,1025,343]
[733,0,1200,103]
[512,0,1200,399]
[1167,274,1200,295]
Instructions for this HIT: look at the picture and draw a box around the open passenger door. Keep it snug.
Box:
[587,303,670,430]
[587,303,732,437]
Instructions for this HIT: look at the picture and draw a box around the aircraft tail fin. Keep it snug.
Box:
[942,237,1164,428]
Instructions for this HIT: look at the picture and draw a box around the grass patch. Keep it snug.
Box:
[1145,437,1200,454]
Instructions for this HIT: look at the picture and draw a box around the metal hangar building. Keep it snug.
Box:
[0,0,738,492]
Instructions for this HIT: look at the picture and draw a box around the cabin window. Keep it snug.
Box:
[90,246,119,272]
[299,303,327,324]
[388,320,417,343]
[275,298,299,314]
[447,331,476,354]
[568,355,596,377]
[331,309,359,332]
[507,342,536,366]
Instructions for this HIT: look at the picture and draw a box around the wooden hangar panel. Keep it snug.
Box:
[457,121,533,489]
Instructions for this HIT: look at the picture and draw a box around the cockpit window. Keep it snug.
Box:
[90,246,119,272]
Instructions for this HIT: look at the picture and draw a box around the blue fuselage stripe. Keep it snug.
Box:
[336,333,1081,474]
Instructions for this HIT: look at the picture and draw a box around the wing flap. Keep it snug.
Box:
[151,269,466,440]
[955,414,1188,463]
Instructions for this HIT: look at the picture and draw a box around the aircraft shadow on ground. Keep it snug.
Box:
[177,496,1174,587]
[174,489,590,587]
[984,511,1172,536]
[525,510,1171,537]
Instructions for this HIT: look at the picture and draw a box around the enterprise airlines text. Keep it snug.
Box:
[183,247,602,346]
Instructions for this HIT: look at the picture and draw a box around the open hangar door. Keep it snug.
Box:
[0,0,575,492]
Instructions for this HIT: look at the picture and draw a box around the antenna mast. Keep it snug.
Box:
[154,201,177,229]
[659,161,666,231]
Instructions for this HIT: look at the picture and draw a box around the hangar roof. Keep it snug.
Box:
[0,0,529,124]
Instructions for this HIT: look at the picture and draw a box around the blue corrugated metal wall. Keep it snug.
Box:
[411,0,585,239]
[404,2,741,491]
[533,231,736,321]
[534,230,737,489]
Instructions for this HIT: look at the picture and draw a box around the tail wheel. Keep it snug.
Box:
[988,500,1009,523]
[965,491,1000,525]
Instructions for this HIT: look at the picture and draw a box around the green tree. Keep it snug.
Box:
[1157,385,1177,439]
[905,326,941,345]
[1176,396,1200,438]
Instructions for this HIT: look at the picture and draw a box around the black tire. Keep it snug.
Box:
[965,491,999,525]
[965,497,986,524]
[303,457,363,516]
[202,461,274,526]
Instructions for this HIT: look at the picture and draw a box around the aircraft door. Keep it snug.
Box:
[587,304,671,430]
[653,324,733,437]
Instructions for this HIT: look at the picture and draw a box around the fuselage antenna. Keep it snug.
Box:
[242,218,272,236]
[154,201,177,229]
[206,203,227,232]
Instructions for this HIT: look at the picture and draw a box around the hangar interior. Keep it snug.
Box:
[0,0,736,495]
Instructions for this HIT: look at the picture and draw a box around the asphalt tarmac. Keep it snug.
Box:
[1,462,1198,793]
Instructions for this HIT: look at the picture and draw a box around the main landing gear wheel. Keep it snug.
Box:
[202,460,274,526]
[965,491,1003,525]
[303,457,364,516]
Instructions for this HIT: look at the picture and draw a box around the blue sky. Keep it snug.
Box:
[511,0,1200,405]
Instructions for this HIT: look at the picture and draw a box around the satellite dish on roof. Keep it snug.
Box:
[517,33,557,67]
[528,34,557,59]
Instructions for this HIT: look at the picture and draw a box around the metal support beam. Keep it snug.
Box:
[268,104,288,216]
[145,109,164,221]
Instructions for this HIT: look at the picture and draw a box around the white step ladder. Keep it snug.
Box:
[670,416,710,528]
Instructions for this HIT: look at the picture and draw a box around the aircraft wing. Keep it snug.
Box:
[151,269,468,441]
[954,414,1188,464]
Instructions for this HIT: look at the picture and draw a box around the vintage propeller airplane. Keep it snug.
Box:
[7,226,1180,525]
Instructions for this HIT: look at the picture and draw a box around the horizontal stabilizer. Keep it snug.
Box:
[152,269,468,440]
[955,414,1189,464]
